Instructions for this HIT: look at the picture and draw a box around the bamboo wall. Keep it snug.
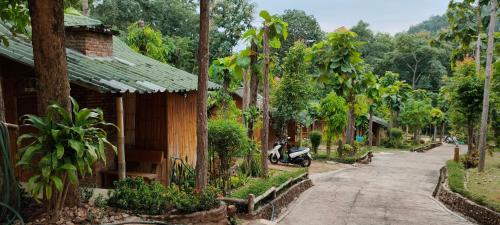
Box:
[166,92,197,165]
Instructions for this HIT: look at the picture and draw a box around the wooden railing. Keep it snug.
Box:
[222,172,309,214]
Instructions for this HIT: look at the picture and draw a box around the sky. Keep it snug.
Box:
[252,0,450,34]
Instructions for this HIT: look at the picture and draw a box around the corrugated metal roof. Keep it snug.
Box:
[64,14,103,27]
[0,19,218,94]
[372,116,388,127]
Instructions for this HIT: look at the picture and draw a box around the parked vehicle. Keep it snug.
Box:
[444,136,458,144]
[268,137,312,167]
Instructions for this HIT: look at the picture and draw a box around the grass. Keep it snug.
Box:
[229,167,307,199]
[446,153,500,212]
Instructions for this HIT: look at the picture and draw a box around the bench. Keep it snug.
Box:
[102,150,164,186]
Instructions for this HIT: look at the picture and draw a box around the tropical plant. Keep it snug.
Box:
[259,10,288,177]
[320,92,348,159]
[384,128,404,148]
[0,0,30,46]
[170,157,195,189]
[311,28,364,145]
[309,130,322,154]
[17,98,116,218]
[381,73,412,128]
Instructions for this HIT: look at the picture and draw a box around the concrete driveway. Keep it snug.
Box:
[277,144,474,225]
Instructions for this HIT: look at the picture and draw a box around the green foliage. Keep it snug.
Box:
[108,178,167,215]
[407,15,448,35]
[238,151,262,177]
[320,92,348,142]
[208,119,248,193]
[462,151,480,169]
[170,157,195,189]
[259,10,289,49]
[309,131,322,154]
[341,144,356,157]
[164,36,196,73]
[311,28,364,94]
[386,33,449,89]
[0,0,30,46]
[276,9,324,68]
[430,108,445,125]
[79,184,95,203]
[272,41,313,135]
[17,98,116,208]
[210,0,255,60]
[94,194,108,208]
[127,22,168,63]
[399,99,432,131]
[165,185,221,214]
[230,168,306,199]
[446,160,467,194]
[91,0,198,38]
[384,128,404,148]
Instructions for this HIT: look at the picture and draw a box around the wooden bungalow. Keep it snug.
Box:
[0,15,218,187]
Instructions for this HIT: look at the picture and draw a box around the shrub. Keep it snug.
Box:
[342,144,356,157]
[383,128,403,148]
[208,119,248,193]
[170,157,195,189]
[107,178,168,215]
[94,194,108,208]
[238,152,262,177]
[309,131,322,154]
[165,186,221,214]
[461,151,479,169]
[80,184,95,203]
[230,168,307,199]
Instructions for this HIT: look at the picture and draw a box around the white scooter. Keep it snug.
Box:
[268,137,312,167]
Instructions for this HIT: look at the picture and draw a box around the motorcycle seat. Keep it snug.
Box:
[289,147,307,153]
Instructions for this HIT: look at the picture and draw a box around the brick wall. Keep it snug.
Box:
[65,29,113,57]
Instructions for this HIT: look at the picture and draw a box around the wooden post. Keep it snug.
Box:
[116,96,126,180]
[248,194,255,215]
[454,145,460,162]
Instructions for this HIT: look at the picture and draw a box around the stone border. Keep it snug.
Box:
[246,178,313,220]
[141,203,228,225]
[433,166,500,225]
[411,142,442,152]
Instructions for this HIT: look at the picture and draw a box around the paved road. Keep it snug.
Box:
[278,144,474,225]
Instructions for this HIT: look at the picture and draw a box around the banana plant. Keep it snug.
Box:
[16,98,116,215]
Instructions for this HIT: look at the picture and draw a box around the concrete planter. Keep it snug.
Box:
[433,166,500,225]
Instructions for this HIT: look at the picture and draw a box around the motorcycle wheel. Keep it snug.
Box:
[301,157,311,167]
[269,155,279,164]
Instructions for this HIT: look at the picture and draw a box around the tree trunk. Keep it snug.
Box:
[260,25,270,177]
[368,110,373,148]
[433,124,437,142]
[245,43,259,175]
[222,70,230,119]
[28,0,75,210]
[242,70,250,110]
[345,94,355,145]
[0,76,5,122]
[326,137,331,160]
[29,0,71,114]
[475,0,481,74]
[394,111,399,127]
[441,122,445,142]
[82,0,89,16]
[467,121,475,153]
[413,128,418,145]
[195,0,209,189]
[478,0,497,172]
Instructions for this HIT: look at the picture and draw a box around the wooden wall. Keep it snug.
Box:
[166,92,197,165]
[135,93,168,151]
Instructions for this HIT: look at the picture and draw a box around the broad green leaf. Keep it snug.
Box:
[259,10,271,21]
[67,170,78,184]
[69,139,84,157]
[51,176,63,192]
[45,185,52,199]
[56,144,64,159]
[60,163,77,171]
[17,143,42,166]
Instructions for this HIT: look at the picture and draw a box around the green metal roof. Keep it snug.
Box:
[64,14,103,27]
[0,17,218,94]
[372,116,388,127]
